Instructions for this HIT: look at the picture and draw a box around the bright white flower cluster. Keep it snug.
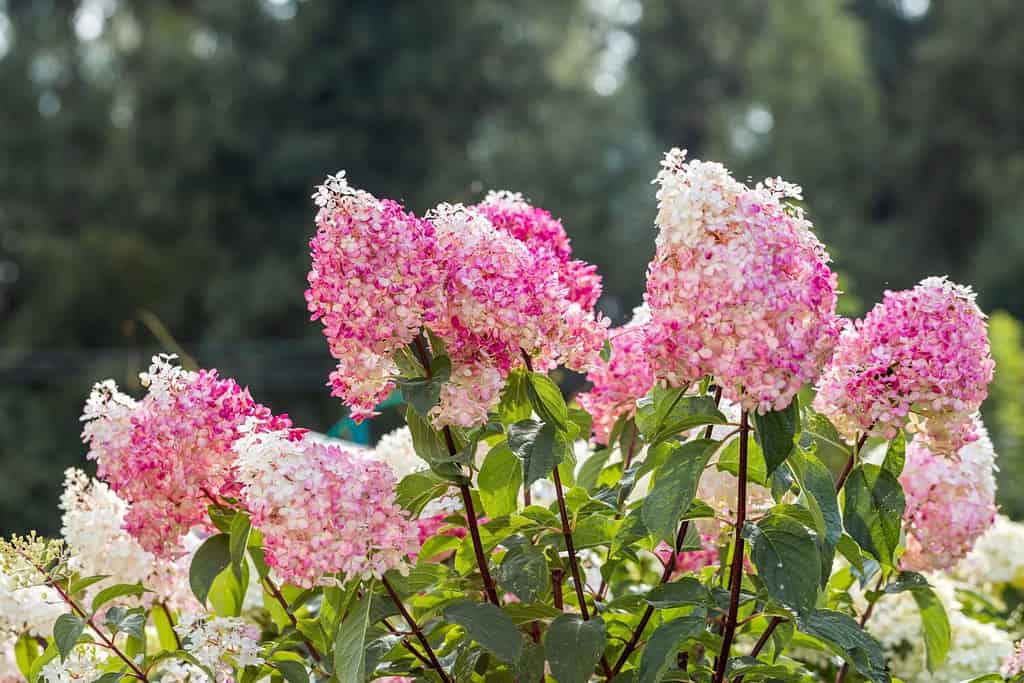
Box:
[865,575,1013,683]
[40,645,105,683]
[175,614,264,677]
[0,571,64,637]
[955,515,1024,589]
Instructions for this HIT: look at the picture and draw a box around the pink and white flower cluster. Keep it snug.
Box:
[306,174,608,428]
[814,276,994,453]
[644,149,841,413]
[60,469,196,611]
[900,418,998,571]
[81,355,292,556]
[234,427,419,587]
[578,305,655,444]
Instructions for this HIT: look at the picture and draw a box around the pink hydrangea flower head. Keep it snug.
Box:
[306,172,445,421]
[476,190,603,310]
[900,418,997,571]
[81,355,291,556]
[645,149,840,413]
[577,305,656,444]
[654,535,720,577]
[813,276,994,452]
[234,428,420,588]
[426,203,608,427]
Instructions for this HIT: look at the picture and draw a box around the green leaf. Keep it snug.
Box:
[229,513,251,581]
[444,599,524,663]
[27,642,57,683]
[499,369,533,425]
[797,609,890,683]
[637,610,707,683]
[53,614,85,662]
[503,602,562,624]
[95,673,123,683]
[104,606,146,641]
[514,640,546,683]
[717,434,768,487]
[753,397,800,474]
[209,558,248,617]
[14,633,39,678]
[152,603,179,651]
[478,444,522,517]
[788,447,842,547]
[611,507,648,557]
[508,420,570,487]
[526,373,569,431]
[882,572,949,673]
[744,509,821,614]
[544,614,607,683]
[835,534,865,573]
[882,431,906,477]
[643,577,712,609]
[799,408,851,468]
[189,534,232,606]
[395,470,449,515]
[68,575,109,595]
[398,355,451,417]
[577,447,614,492]
[496,544,549,603]
[642,439,717,543]
[90,582,147,612]
[272,660,310,683]
[334,583,374,683]
[912,584,950,673]
[635,387,727,446]
[842,464,905,567]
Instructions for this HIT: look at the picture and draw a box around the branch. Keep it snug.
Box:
[382,577,452,683]
[712,410,749,683]
[261,574,324,665]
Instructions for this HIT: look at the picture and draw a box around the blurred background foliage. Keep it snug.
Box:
[1,0,1022,533]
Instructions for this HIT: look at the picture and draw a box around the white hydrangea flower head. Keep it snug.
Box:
[59,468,200,612]
[40,645,105,683]
[60,468,153,586]
[864,574,1013,682]
[175,614,264,676]
[0,570,65,637]
[955,515,1024,589]
[0,636,22,683]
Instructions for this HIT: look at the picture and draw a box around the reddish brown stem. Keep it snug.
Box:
[382,577,452,683]
[262,575,323,663]
[41,569,149,682]
[551,569,565,611]
[712,410,749,683]
[411,333,501,607]
[610,521,691,677]
[835,433,869,493]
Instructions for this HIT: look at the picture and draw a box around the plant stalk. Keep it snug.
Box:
[262,575,323,663]
[712,410,749,683]
[382,577,452,683]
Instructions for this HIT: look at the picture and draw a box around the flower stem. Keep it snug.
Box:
[737,429,873,682]
[382,577,452,683]
[411,332,501,607]
[36,566,150,683]
[610,521,690,677]
[712,410,749,683]
[262,575,323,664]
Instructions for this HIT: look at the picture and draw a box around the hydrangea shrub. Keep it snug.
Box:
[2,149,1021,683]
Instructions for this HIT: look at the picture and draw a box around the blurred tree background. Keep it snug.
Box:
[2,0,1022,533]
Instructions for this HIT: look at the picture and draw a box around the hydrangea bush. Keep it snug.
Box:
[3,149,1022,683]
